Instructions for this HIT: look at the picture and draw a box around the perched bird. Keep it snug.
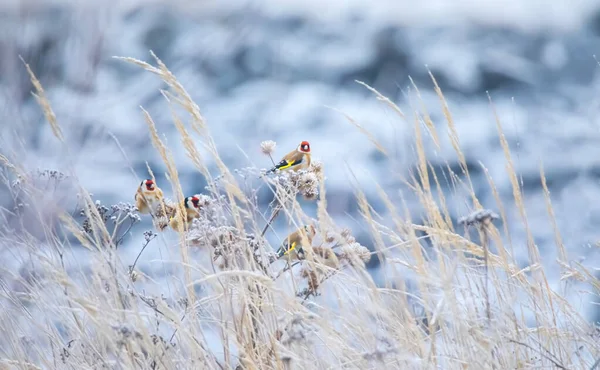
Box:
[266,141,311,175]
[276,224,317,261]
[135,179,164,214]
[169,195,202,231]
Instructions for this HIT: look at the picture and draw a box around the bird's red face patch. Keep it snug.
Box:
[299,141,310,153]
[145,179,154,190]
[191,196,200,208]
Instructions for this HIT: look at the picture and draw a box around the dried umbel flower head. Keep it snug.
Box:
[458,209,500,227]
[188,224,270,272]
[319,227,355,249]
[298,171,319,200]
[37,169,68,181]
[279,314,318,346]
[325,230,338,244]
[298,266,320,295]
[310,225,369,267]
[340,227,356,244]
[260,140,277,155]
[274,169,320,202]
[312,246,340,269]
[362,343,397,362]
[187,224,239,249]
[309,159,324,178]
[337,242,371,266]
[143,230,156,242]
[80,200,140,234]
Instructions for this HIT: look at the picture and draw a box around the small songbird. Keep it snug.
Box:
[266,141,311,175]
[135,179,164,214]
[169,195,202,231]
[276,224,317,261]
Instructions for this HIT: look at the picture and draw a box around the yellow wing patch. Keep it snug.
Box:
[285,241,297,255]
[277,160,294,170]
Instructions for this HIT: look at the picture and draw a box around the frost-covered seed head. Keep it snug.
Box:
[458,209,500,227]
[338,242,371,264]
[260,140,277,155]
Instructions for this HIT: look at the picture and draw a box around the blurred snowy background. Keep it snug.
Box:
[1,0,600,322]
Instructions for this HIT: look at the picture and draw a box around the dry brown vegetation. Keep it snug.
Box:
[0,52,598,370]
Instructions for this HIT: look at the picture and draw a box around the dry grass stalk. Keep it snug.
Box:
[20,57,64,143]
[408,76,441,149]
[327,106,389,156]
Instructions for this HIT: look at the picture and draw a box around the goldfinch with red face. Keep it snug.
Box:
[169,195,202,231]
[266,141,311,175]
[135,179,164,214]
[276,224,316,261]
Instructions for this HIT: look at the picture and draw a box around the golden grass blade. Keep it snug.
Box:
[539,163,567,264]
[326,106,388,156]
[20,56,64,143]
[428,69,481,209]
[355,80,406,119]
[408,75,441,148]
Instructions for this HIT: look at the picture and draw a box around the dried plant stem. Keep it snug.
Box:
[129,234,157,274]
[591,357,600,370]
[248,283,263,355]
[274,261,302,276]
[507,339,567,370]
[300,268,339,303]
[480,224,491,324]
[168,312,187,344]
[261,204,282,237]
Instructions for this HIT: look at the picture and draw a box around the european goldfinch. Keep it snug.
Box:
[135,179,164,214]
[169,195,202,231]
[276,224,316,261]
[266,141,311,175]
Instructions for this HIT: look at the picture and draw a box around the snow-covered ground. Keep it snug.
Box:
[1,0,600,323]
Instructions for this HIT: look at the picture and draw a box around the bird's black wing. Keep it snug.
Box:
[267,158,303,174]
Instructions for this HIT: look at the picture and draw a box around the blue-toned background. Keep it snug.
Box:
[1,0,599,322]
